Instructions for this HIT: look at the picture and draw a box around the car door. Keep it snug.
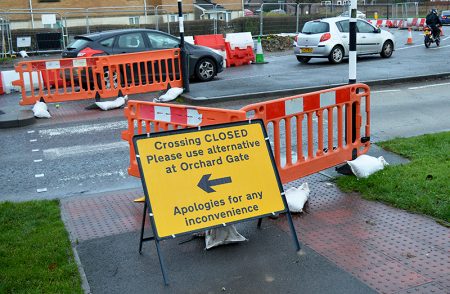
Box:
[145,32,182,83]
[336,20,350,53]
[356,20,380,54]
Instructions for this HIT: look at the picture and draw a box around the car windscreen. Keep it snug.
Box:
[66,38,90,50]
[442,11,450,16]
[302,22,330,34]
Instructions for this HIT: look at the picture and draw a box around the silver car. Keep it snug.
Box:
[294,17,395,64]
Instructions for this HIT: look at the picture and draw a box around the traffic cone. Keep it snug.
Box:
[254,36,267,64]
[405,27,413,45]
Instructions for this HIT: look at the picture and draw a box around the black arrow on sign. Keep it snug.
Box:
[197,174,232,193]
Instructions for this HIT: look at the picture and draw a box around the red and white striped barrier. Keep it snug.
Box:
[407,18,427,30]
[139,104,203,126]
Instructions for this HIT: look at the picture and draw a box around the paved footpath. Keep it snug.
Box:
[61,169,449,294]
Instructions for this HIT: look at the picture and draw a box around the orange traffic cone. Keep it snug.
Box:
[405,27,413,45]
[440,26,445,36]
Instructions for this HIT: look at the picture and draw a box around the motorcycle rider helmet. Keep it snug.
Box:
[430,8,437,14]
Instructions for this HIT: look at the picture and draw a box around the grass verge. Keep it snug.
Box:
[0,200,83,293]
[336,131,450,224]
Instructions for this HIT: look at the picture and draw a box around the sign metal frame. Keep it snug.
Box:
[133,119,300,285]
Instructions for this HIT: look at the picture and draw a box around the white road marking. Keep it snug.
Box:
[43,141,128,160]
[430,44,450,50]
[396,44,425,50]
[408,82,450,90]
[27,130,35,134]
[37,188,48,193]
[39,121,128,137]
[34,159,43,163]
[32,149,40,152]
[30,139,37,142]
[59,169,128,182]
[35,174,44,178]
[443,36,450,41]
[371,89,401,93]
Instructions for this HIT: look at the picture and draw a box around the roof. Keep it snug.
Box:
[195,0,226,11]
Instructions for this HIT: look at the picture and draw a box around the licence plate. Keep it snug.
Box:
[301,48,313,53]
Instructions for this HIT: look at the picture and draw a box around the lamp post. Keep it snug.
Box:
[178,0,190,92]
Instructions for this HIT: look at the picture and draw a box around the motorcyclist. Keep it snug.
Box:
[426,9,442,40]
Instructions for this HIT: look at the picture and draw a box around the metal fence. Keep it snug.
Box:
[2,2,450,56]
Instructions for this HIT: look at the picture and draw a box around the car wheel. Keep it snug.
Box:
[296,56,311,64]
[97,67,118,89]
[328,46,344,64]
[103,68,118,89]
[380,41,393,58]
[424,36,431,48]
[195,58,216,82]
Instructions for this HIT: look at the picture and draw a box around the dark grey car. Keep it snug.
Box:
[62,29,224,83]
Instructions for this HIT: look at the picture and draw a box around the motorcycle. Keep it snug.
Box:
[424,26,440,48]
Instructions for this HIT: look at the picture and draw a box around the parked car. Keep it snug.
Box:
[440,10,450,25]
[339,10,366,19]
[294,17,395,64]
[62,29,224,86]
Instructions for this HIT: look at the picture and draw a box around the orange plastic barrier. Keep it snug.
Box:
[123,84,371,183]
[13,49,183,105]
[194,34,226,51]
[241,84,370,183]
[225,42,255,67]
[0,72,4,95]
[121,101,247,177]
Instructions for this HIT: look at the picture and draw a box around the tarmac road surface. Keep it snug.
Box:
[1,80,449,202]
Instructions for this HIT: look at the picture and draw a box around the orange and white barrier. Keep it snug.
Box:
[407,18,427,30]
[367,19,411,29]
[13,49,182,105]
[123,83,371,183]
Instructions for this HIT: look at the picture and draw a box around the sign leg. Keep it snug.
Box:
[139,200,148,254]
[286,211,301,251]
[155,238,169,285]
[257,218,262,229]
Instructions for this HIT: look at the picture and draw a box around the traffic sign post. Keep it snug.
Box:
[133,120,300,284]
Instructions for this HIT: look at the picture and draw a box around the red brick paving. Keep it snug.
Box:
[61,173,450,294]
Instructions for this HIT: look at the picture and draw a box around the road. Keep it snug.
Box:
[1,79,449,202]
[187,27,450,99]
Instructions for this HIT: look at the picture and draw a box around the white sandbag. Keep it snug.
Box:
[95,95,128,111]
[347,154,389,179]
[32,101,51,118]
[19,50,29,58]
[285,182,310,213]
[154,87,183,103]
[205,225,246,250]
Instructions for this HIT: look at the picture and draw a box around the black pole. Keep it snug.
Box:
[349,1,357,158]
[178,0,190,92]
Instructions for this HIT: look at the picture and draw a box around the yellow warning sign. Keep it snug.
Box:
[134,120,286,239]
